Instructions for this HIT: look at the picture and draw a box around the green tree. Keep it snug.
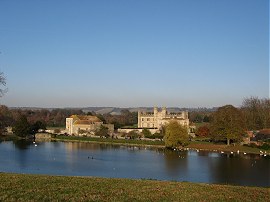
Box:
[13,115,31,137]
[164,120,189,149]
[30,121,46,134]
[127,130,140,139]
[142,128,151,137]
[95,125,109,138]
[210,105,246,145]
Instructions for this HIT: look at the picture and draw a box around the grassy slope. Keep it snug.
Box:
[0,173,269,202]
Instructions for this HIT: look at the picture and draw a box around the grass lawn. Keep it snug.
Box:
[188,142,269,154]
[0,173,269,202]
[54,135,164,147]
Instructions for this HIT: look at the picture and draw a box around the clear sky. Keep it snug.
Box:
[0,0,269,108]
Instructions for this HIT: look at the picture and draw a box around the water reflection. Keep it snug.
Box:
[0,140,269,187]
[163,149,188,178]
[13,139,32,150]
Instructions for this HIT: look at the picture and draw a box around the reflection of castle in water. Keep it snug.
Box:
[64,142,112,152]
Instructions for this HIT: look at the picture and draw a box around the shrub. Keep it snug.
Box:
[258,143,270,150]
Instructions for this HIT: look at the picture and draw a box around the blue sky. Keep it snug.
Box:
[0,0,269,108]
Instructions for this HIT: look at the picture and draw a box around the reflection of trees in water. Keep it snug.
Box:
[163,149,188,178]
[51,140,61,147]
[64,142,122,152]
[12,139,32,169]
[13,139,32,150]
[197,150,210,156]
[208,154,270,186]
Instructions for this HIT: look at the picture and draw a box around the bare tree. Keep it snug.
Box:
[241,97,270,130]
[0,72,7,97]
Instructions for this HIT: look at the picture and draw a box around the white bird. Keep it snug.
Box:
[197,149,199,152]
[230,152,233,154]
[264,154,267,157]
[244,152,246,155]
[33,141,35,144]
[221,151,224,154]
[237,150,239,153]
[34,144,37,147]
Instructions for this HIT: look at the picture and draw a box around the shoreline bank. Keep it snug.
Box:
[52,136,270,155]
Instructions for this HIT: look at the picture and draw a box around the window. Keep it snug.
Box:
[147,118,150,121]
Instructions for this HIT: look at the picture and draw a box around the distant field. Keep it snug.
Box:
[0,173,269,201]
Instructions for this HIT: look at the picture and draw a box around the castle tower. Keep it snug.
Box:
[66,117,74,134]
[161,107,167,118]
[154,107,158,115]
[138,110,141,128]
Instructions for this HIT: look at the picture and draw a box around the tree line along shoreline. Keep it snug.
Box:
[0,97,270,152]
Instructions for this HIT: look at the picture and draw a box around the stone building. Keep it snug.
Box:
[66,115,114,135]
[138,107,189,129]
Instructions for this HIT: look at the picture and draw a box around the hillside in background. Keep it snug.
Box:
[10,107,217,115]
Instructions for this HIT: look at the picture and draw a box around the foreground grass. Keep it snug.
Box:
[0,173,269,202]
[54,135,164,147]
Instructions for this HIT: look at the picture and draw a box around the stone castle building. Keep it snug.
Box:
[138,107,189,129]
[66,115,114,135]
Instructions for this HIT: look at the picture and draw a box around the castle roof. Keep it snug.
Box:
[70,115,102,124]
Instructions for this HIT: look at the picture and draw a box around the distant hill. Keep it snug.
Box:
[9,106,217,114]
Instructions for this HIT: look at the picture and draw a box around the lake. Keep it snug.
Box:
[0,140,269,187]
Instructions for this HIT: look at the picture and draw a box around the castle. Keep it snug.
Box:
[138,107,189,129]
[66,115,114,135]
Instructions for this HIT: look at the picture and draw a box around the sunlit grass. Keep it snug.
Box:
[0,173,269,201]
[54,135,165,146]
[188,142,269,154]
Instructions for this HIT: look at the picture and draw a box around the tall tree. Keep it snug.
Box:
[13,115,31,137]
[210,105,246,145]
[164,120,189,148]
[241,97,270,130]
[0,72,6,97]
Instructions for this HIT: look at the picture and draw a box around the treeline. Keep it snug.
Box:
[241,97,270,130]
[0,106,138,134]
[0,97,269,137]
[0,106,85,134]
[195,97,270,138]
[100,110,137,129]
[189,111,211,123]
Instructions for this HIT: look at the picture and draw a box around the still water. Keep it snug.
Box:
[0,140,269,187]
